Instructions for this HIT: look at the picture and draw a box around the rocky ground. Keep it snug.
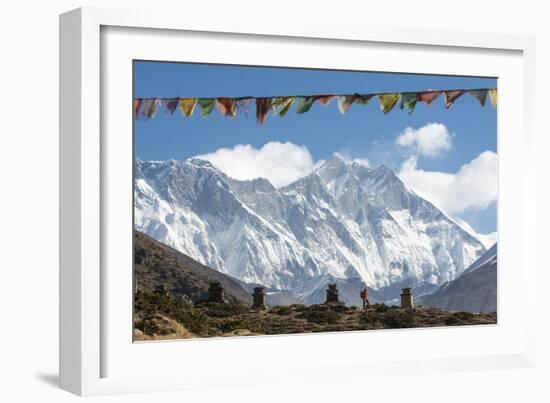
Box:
[134,289,497,341]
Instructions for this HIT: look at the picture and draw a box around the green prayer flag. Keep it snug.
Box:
[400,93,418,114]
[354,94,373,105]
[378,93,400,114]
[468,90,488,106]
[198,98,216,117]
[295,96,315,114]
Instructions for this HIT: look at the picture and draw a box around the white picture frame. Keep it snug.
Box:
[59,6,537,396]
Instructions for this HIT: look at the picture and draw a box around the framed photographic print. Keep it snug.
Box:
[60,6,537,396]
[132,61,498,341]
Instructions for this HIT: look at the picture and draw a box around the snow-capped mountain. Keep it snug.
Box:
[460,243,497,277]
[134,153,486,301]
[417,243,497,313]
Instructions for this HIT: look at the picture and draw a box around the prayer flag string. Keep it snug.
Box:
[134,87,497,124]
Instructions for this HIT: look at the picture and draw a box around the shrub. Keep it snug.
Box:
[134,289,208,335]
[218,318,252,333]
[445,311,475,326]
[444,316,461,326]
[454,311,475,321]
[381,310,417,329]
[199,302,249,318]
[361,311,383,326]
[300,309,340,324]
[375,303,390,313]
[272,306,294,316]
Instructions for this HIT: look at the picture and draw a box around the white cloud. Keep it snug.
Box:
[398,150,498,216]
[352,158,371,167]
[396,123,453,157]
[195,141,323,188]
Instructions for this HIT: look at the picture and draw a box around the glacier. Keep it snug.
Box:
[134,153,486,302]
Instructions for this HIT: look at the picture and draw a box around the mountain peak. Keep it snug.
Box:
[316,152,351,181]
[374,163,392,173]
[330,152,347,162]
[186,157,217,170]
[135,155,487,298]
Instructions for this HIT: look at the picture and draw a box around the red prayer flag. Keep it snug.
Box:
[315,95,335,106]
[417,91,440,105]
[256,98,272,124]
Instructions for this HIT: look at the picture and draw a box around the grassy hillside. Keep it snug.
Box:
[134,230,252,304]
[134,288,496,341]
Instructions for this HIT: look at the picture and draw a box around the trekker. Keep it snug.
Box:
[360,287,370,309]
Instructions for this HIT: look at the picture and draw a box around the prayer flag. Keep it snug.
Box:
[270,97,285,116]
[178,98,198,117]
[216,98,237,117]
[142,98,160,119]
[468,90,488,106]
[400,93,417,114]
[488,89,498,108]
[256,98,272,124]
[315,95,335,106]
[295,96,316,114]
[337,94,371,114]
[443,90,465,109]
[354,94,373,105]
[162,98,179,115]
[337,95,355,114]
[236,98,254,117]
[133,99,142,119]
[274,97,295,118]
[378,93,400,114]
[417,91,440,105]
[198,98,216,117]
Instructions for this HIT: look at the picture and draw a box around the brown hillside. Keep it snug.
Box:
[134,230,252,304]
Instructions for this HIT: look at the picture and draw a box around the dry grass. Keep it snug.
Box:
[135,299,497,341]
[134,320,196,341]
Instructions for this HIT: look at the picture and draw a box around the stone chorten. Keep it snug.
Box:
[325,283,340,304]
[208,281,225,303]
[400,287,414,309]
[252,286,267,310]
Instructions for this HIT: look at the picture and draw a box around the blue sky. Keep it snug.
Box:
[134,61,497,235]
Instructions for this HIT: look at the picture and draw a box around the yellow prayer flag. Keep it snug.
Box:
[272,97,295,118]
[178,98,198,117]
[488,89,498,108]
[378,93,400,114]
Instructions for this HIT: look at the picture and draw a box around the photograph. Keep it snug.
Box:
[132,61,498,341]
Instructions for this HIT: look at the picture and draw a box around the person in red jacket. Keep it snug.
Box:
[360,287,370,309]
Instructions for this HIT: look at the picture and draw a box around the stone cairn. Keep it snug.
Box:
[325,283,340,304]
[134,248,152,265]
[207,281,225,303]
[400,287,414,309]
[252,286,267,310]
